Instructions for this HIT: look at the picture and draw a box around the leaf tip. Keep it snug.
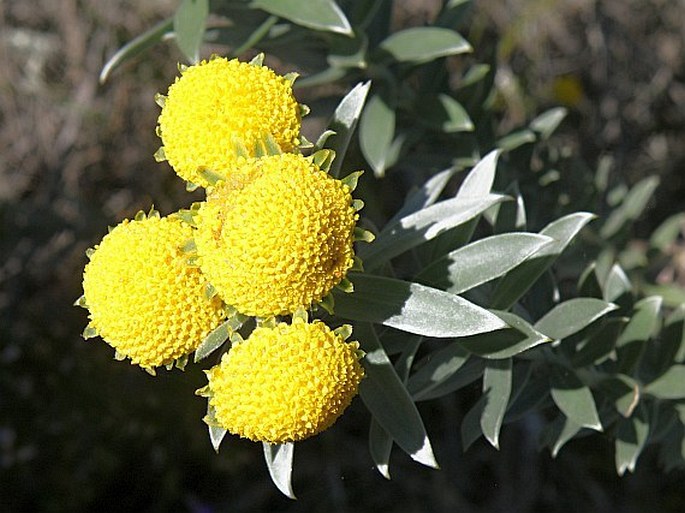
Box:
[410,438,439,469]
[376,464,391,480]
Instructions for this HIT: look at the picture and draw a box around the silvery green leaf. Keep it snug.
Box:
[321,82,371,178]
[356,323,439,469]
[601,176,660,239]
[534,298,618,341]
[334,274,507,338]
[550,366,602,431]
[174,0,208,63]
[369,419,393,479]
[615,405,649,476]
[416,233,553,294]
[456,150,500,200]
[359,94,395,177]
[480,358,512,449]
[100,18,173,84]
[361,193,507,270]
[379,27,471,63]
[491,212,596,310]
[263,442,295,499]
[251,0,352,35]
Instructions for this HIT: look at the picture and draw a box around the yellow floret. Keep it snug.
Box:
[81,213,225,370]
[156,56,301,188]
[194,153,358,317]
[205,319,364,443]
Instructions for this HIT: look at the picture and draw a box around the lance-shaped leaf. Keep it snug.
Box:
[416,150,500,261]
[458,62,490,89]
[645,365,685,400]
[194,314,247,363]
[412,357,485,402]
[603,263,632,302]
[552,417,582,457]
[333,273,507,338]
[497,129,535,151]
[205,404,228,453]
[572,317,628,368]
[601,176,660,238]
[367,336,420,478]
[386,149,500,239]
[480,358,512,449]
[615,405,649,476]
[251,0,352,35]
[407,342,470,399]
[389,167,457,224]
[100,18,174,84]
[194,321,231,363]
[422,94,474,133]
[457,311,551,359]
[263,442,295,499]
[493,182,527,233]
[540,414,582,457]
[616,296,662,374]
[490,212,596,310]
[356,323,439,468]
[174,0,209,63]
[534,298,618,341]
[321,81,371,178]
[650,212,685,252]
[379,27,471,63]
[360,193,507,270]
[359,94,396,177]
[369,418,393,479]
[550,366,602,431]
[416,233,554,294]
[530,107,567,140]
[456,150,500,200]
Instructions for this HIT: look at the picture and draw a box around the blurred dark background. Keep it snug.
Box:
[1,1,684,511]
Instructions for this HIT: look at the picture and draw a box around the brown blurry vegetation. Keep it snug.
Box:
[0,0,188,332]
[1,1,684,512]
[478,0,685,217]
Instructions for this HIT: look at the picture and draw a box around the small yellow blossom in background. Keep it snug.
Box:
[552,75,584,108]
[156,56,301,188]
[204,319,364,443]
[194,153,358,317]
[81,213,225,370]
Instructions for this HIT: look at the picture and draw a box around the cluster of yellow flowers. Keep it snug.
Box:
[79,56,369,444]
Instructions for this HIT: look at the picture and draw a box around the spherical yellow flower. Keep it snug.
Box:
[205,319,364,443]
[82,213,225,370]
[156,56,301,188]
[194,153,358,317]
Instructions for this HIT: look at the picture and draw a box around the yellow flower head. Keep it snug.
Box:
[194,153,358,317]
[81,212,225,370]
[204,319,364,443]
[156,56,301,188]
